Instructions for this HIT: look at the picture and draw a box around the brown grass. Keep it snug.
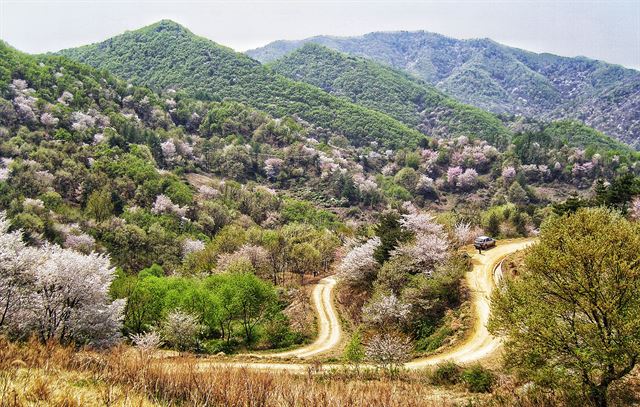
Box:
[0,337,637,406]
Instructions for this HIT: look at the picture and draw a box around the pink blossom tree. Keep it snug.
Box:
[447,166,463,186]
[457,168,479,190]
[630,197,640,220]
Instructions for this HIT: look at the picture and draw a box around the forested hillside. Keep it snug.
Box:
[57,20,424,149]
[269,44,511,148]
[249,31,640,148]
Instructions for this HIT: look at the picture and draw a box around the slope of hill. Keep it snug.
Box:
[56,20,424,149]
[269,43,510,148]
[248,31,640,148]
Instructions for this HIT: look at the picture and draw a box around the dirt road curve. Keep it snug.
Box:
[200,238,535,372]
[405,238,535,368]
[263,276,341,359]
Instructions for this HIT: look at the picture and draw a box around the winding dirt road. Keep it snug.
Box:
[200,238,535,371]
[405,238,535,368]
[245,276,341,359]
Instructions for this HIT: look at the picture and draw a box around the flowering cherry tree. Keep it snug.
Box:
[264,158,284,180]
[21,245,124,347]
[161,139,177,163]
[447,166,463,186]
[392,233,449,275]
[151,194,187,217]
[161,309,201,351]
[182,238,205,257]
[365,333,413,372]
[338,237,381,287]
[453,221,475,246]
[362,294,411,329]
[630,196,640,220]
[0,212,123,347]
[0,213,38,328]
[216,244,270,275]
[40,112,59,128]
[399,213,444,236]
[457,168,479,190]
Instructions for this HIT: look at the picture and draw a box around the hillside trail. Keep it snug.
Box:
[196,238,536,372]
[239,276,342,359]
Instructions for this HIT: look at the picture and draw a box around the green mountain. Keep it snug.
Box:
[248,31,640,148]
[56,20,424,149]
[268,43,512,148]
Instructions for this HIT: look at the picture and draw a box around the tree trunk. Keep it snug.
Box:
[589,384,608,407]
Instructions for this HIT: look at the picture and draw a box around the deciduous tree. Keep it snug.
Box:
[490,208,640,407]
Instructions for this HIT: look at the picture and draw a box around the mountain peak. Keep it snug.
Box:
[143,19,191,34]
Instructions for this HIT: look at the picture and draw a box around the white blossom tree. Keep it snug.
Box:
[453,221,475,246]
[362,294,411,329]
[264,158,284,180]
[0,213,38,328]
[161,309,201,351]
[151,194,187,217]
[365,333,413,373]
[182,238,205,257]
[399,213,444,236]
[40,112,59,129]
[19,245,124,347]
[0,212,123,347]
[338,237,381,287]
[392,233,449,276]
[161,139,177,163]
[130,330,163,359]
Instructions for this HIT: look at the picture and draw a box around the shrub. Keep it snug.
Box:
[430,361,461,385]
[343,328,365,366]
[461,364,494,392]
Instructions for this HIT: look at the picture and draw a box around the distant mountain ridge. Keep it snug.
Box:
[248,31,640,148]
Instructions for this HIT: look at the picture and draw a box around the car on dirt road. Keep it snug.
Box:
[474,236,496,250]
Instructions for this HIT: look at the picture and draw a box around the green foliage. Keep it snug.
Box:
[373,211,411,263]
[490,208,640,406]
[58,21,423,149]
[486,213,500,237]
[111,270,283,350]
[430,362,462,385]
[553,174,640,215]
[280,199,340,230]
[343,328,365,365]
[514,121,637,164]
[270,44,512,148]
[249,32,640,148]
[85,188,114,221]
[461,364,495,393]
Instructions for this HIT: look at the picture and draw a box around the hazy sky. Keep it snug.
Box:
[1,0,639,69]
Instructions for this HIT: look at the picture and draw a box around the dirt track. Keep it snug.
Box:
[242,276,341,359]
[199,238,535,372]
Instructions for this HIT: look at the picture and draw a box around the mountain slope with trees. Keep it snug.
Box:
[56,20,424,149]
[268,43,511,148]
[248,31,640,148]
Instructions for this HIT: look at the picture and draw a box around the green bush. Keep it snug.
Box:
[461,364,495,392]
[430,361,461,385]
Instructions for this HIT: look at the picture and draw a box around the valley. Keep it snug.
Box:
[0,12,639,407]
